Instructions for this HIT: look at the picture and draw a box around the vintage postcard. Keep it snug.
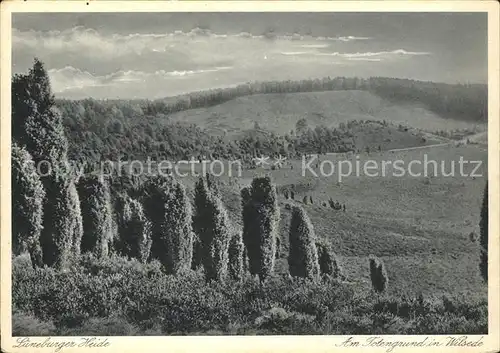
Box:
[1,1,499,352]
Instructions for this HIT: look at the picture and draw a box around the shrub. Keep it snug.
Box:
[288,206,320,280]
[12,311,56,336]
[12,255,488,335]
[12,58,68,168]
[369,256,388,293]
[194,175,232,281]
[240,187,253,269]
[11,143,45,267]
[316,241,344,279]
[141,175,171,259]
[142,176,193,273]
[162,181,194,274]
[241,176,280,282]
[40,177,83,270]
[191,234,203,270]
[60,316,139,336]
[253,307,315,334]
[228,231,244,281]
[114,194,152,263]
[479,182,488,282]
[276,236,281,258]
[12,59,81,270]
[77,175,114,257]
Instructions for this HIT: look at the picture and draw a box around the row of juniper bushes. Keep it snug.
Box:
[14,151,353,286]
[12,58,489,334]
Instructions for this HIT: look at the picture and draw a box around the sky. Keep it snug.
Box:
[12,13,487,99]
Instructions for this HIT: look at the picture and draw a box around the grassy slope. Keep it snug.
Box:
[166,90,485,136]
[177,144,488,298]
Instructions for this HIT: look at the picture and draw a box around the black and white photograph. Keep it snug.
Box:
[2,2,499,348]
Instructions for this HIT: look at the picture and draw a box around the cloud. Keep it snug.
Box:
[280,51,310,56]
[339,49,431,58]
[347,58,383,62]
[13,25,433,98]
[48,66,234,93]
[281,49,431,60]
[300,44,330,49]
[13,26,373,59]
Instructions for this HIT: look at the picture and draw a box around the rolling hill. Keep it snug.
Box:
[166,90,486,137]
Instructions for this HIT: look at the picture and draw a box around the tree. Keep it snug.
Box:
[479,182,488,282]
[11,143,45,267]
[228,231,244,281]
[163,181,194,274]
[295,118,309,136]
[191,234,203,270]
[193,175,232,281]
[316,241,344,279]
[369,256,388,293]
[40,177,83,270]
[142,176,193,274]
[115,194,152,263]
[12,58,68,169]
[77,175,114,257]
[288,205,320,280]
[12,58,78,269]
[241,176,280,282]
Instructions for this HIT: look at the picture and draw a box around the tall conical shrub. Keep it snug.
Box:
[191,234,203,270]
[143,176,193,274]
[12,58,68,168]
[288,205,320,280]
[479,182,488,283]
[115,194,152,263]
[12,59,78,269]
[11,143,45,267]
[316,241,344,279]
[77,175,114,257]
[228,231,244,281]
[142,175,172,261]
[40,177,83,270]
[275,236,281,258]
[241,176,280,282]
[369,256,388,293]
[193,175,232,282]
[163,181,194,274]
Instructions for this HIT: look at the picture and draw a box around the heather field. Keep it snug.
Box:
[12,144,488,335]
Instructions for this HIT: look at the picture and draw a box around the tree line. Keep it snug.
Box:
[57,103,356,163]
[58,76,487,123]
[53,72,486,163]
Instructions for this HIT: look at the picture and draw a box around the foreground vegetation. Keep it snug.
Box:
[13,254,487,336]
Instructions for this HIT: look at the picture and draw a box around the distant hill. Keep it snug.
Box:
[55,77,487,162]
[165,90,485,137]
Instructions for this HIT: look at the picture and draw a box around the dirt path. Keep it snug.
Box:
[387,142,451,153]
